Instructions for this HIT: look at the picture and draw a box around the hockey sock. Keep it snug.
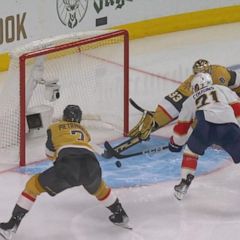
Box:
[181,154,198,179]
[16,191,36,212]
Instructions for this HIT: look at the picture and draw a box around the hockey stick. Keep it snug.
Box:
[129,98,151,114]
[104,141,169,159]
[102,136,142,158]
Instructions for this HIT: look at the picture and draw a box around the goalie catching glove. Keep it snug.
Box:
[128,111,158,140]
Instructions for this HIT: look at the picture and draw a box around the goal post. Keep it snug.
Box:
[0,29,129,167]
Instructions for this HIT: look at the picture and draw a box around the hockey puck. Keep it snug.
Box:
[115,161,122,168]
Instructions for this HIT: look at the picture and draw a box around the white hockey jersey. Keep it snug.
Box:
[173,85,240,146]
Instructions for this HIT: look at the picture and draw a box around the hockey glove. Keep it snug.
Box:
[168,136,183,152]
[128,111,156,140]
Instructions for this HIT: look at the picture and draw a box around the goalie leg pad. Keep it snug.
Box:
[128,111,148,138]
[139,113,156,140]
[128,111,155,140]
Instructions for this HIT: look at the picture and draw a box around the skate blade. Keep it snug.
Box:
[174,191,185,200]
[0,230,13,240]
[113,222,133,230]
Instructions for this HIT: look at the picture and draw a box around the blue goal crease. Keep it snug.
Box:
[14,136,230,188]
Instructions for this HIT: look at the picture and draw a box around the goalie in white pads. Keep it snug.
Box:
[0,105,129,240]
[168,73,240,200]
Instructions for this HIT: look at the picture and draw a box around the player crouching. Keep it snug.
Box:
[0,105,129,240]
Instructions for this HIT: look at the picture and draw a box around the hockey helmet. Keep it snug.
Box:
[191,72,213,93]
[63,105,82,123]
[192,59,210,74]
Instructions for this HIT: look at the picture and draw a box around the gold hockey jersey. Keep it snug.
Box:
[45,120,92,161]
[178,65,239,97]
[154,65,239,127]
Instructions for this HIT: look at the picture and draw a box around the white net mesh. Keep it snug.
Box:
[0,30,128,165]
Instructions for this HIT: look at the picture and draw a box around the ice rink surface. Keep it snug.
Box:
[0,22,240,240]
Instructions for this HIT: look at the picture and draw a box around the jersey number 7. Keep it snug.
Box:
[71,130,84,141]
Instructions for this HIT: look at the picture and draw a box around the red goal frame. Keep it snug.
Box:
[18,30,129,166]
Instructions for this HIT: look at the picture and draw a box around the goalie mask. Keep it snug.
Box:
[191,73,213,93]
[63,105,82,123]
[192,59,211,74]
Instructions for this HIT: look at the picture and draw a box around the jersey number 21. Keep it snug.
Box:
[195,91,219,109]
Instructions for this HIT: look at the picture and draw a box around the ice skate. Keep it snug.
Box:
[107,199,130,229]
[0,226,17,240]
[174,174,194,200]
[0,216,20,240]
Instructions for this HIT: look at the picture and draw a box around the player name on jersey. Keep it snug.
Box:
[193,86,214,99]
[58,122,83,131]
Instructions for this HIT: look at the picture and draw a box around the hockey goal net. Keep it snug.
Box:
[0,29,129,166]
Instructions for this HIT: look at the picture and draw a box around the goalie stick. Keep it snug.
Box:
[104,141,168,159]
[102,135,142,158]
[129,98,154,115]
